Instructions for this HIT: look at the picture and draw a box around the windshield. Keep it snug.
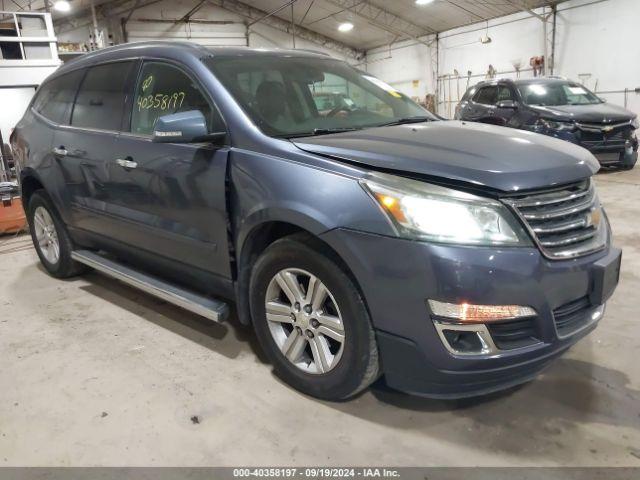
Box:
[517,82,602,106]
[205,55,434,137]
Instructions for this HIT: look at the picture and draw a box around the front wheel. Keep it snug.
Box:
[250,235,380,400]
[620,154,637,170]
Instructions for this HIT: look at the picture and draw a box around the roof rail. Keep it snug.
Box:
[294,48,331,57]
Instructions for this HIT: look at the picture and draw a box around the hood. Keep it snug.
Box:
[293,121,598,193]
[530,102,636,123]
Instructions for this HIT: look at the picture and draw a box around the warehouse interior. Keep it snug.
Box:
[1,0,640,472]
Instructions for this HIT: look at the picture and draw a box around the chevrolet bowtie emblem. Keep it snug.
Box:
[602,125,614,133]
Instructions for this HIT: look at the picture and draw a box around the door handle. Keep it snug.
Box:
[115,158,138,170]
[52,146,68,157]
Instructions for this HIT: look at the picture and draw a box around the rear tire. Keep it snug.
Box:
[249,235,380,400]
[27,190,87,278]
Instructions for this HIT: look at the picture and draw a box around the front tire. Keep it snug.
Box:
[27,190,86,278]
[620,154,637,170]
[250,235,380,400]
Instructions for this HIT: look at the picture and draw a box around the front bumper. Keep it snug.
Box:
[541,128,638,167]
[320,228,620,398]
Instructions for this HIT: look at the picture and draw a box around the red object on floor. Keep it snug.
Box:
[0,196,27,235]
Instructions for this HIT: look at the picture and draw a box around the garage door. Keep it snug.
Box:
[125,21,247,47]
[0,86,37,146]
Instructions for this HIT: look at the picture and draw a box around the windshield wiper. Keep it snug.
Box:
[311,127,361,135]
[277,127,361,139]
[378,116,434,127]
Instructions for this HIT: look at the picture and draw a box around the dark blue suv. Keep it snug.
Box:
[12,42,621,400]
[456,78,638,170]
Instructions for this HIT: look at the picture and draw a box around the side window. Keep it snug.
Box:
[496,86,514,102]
[131,62,222,136]
[473,86,497,105]
[33,69,84,124]
[71,61,134,131]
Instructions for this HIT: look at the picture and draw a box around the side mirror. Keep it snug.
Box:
[152,110,224,143]
[496,100,518,109]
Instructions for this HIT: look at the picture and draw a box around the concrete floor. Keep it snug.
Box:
[1,168,639,467]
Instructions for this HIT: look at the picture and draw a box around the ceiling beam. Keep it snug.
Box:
[207,0,363,59]
[54,0,151,33]
[322,0,434,47]
[178,0,208,23]
[508,0,546,21]
[443,0,485,22]
[49,0,361,59]
[246,0,297,27]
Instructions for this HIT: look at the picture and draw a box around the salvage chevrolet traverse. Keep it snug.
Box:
[12,42,621,400]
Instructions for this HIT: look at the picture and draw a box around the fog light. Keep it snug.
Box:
[433,321,498,355]
[591,304,605,321]
[625,141,633,156]
[428,299,536,322]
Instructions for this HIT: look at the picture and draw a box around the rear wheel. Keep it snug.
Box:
[27,191,86,278]
[250,235,380,400]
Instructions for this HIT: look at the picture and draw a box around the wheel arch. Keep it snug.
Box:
[19,169,45,213]
[234,218,366,327]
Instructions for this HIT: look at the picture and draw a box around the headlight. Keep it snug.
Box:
[632,117,639,130]
[361,172,530,246]
[537,118,576,131]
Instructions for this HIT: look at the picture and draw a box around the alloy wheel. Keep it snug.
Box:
[33,206,60,265]
[264,268,345,374]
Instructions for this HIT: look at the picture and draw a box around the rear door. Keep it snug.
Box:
[109,60,232,279]
[53,60,137,236]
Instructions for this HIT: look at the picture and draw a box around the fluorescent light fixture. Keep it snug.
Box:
[338,22,354,32]
[53,0,71,12]
[416,0,435,4]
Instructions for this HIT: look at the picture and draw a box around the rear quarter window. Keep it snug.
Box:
[32,69,84,124]
[461,87,476,102]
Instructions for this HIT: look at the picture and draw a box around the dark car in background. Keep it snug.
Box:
[455,78,638,169]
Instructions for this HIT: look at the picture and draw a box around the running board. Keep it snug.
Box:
[71,250,229,323]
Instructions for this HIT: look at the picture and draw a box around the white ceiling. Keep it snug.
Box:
[5,0,565,51]
[235,0,565,50]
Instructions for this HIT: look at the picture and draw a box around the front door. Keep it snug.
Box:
[494,85,519,126]
[109,60,231,279]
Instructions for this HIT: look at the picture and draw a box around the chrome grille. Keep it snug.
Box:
[578,124,633,150]
[504,179,607,259]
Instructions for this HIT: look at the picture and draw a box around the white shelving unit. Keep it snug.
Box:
[1,11,61,175]
[0,11,60,66]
